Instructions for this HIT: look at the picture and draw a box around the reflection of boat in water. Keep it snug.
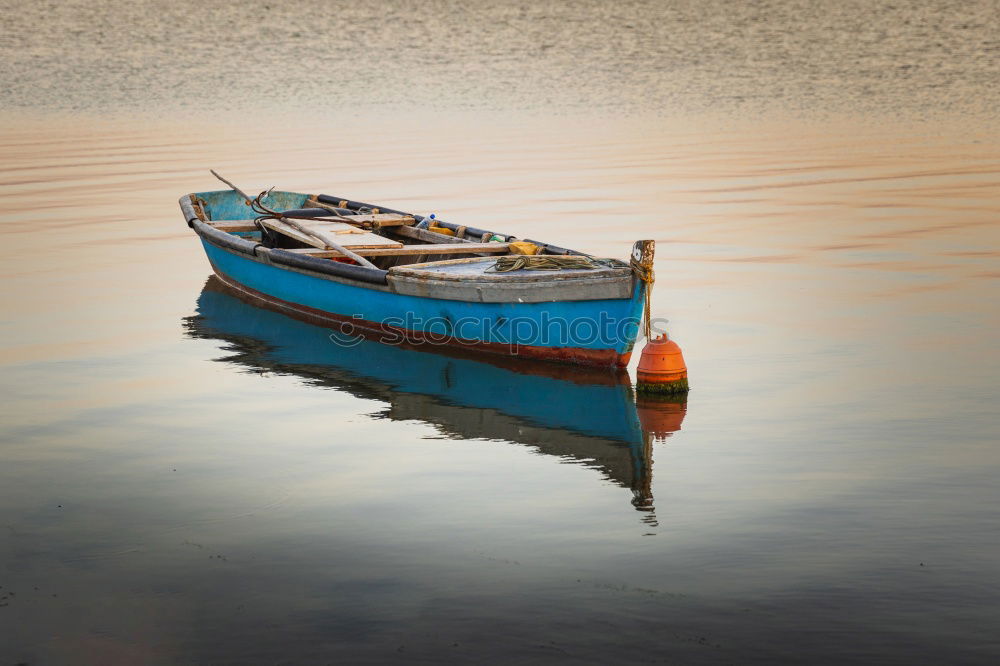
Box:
[184,277,686,522]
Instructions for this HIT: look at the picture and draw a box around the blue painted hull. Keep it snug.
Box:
[202,240,646,367]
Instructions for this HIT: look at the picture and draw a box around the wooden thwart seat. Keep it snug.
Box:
[302,198,414,228]
[286,243,512,258]
[206,220,258,232]
[206,212,413,234]
[299,212,413,227]
[258,219,402,250]
[391,225,480,244]
[206,212,511,259]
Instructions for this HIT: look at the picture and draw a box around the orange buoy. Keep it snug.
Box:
[636,334,689,394]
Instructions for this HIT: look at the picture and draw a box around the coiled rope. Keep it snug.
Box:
[487,255,623,273]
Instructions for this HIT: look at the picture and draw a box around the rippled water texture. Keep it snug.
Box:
[2,0,998,117]
[2,0,999,664]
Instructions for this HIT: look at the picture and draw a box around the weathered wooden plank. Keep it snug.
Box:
[389,224,515,258]
[296,221,369,235]
[306,213,414,227]
[204,219,409,250]
[206,213,438,236]
[260,218,403,250]
[259,219,325,248]
[361,214,413,227]
[207,220,258,232]
[208,218,395,234]
[285,242,512,258]
[303,199,414,227]
[391,225,482,244]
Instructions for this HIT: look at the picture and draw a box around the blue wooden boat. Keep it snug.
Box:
[180,182,654,367]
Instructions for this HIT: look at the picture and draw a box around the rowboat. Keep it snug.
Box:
[186,276,686,516]
[180,178,655,367]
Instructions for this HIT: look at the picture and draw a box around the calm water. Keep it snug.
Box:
[2,1,1000,664]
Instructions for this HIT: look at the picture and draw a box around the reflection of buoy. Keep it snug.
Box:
[635,394,687,442]
[636,334,689,394]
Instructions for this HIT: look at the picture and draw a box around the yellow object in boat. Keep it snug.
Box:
[508,242,540,255]
[429,225,455,236]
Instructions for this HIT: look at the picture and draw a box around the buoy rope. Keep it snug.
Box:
[630,254,655,340]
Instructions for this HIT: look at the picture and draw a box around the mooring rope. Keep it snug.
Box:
[629,253,655,340]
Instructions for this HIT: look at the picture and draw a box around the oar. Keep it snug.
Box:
[210,170,380,270]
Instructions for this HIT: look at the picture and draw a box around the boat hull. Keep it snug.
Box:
[201,239,646,367]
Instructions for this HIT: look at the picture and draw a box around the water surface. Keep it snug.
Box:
[1,0,999,663]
